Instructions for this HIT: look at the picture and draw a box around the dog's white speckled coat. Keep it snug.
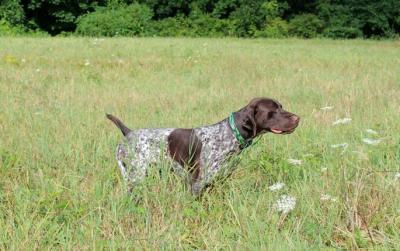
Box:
[116,119,242,194]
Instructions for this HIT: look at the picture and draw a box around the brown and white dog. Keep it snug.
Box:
[107,97,299,195]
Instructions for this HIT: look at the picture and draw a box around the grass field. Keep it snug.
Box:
[1,37,400,250]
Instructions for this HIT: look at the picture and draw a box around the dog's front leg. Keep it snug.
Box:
[191,180,205,197]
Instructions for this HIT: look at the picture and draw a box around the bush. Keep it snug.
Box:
[188,15,236,37]
[288,14,324,38]
[323,26,362,39]
[0,19,48,36]
[0,19,25,36]
[0,0,25,26]
[229,0,269,37]
[151,16,189,37]
[76,4,153,37]
[151,15,236,37]
[255,18,288,38]
[317,3,363,39]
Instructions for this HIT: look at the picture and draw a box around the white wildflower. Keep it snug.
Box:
[84,60,90,66]
[365,129,378,135]
[320,106,334,111]
[331,143,348,149]
[36,68,40,72]
[21,58,26,63]
[395,172,400,181]
[320,194,337,202]
[332,117,351,125]
[287,158,302,165]
[269,182,285,191]
[273,195,296,214]
[362,138,382,145]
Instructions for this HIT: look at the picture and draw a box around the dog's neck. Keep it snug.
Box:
[231,109,257,141]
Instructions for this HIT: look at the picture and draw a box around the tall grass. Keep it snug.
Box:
[0,37,399,249]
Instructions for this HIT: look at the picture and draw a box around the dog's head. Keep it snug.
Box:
[238,97,300,137]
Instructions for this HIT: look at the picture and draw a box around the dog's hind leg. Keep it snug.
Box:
[116,143,130,181]
[116,143,148,194]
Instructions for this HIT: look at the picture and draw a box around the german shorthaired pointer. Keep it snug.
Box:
[107,98,299,196]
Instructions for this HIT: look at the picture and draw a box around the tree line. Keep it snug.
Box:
[1,0,399,38]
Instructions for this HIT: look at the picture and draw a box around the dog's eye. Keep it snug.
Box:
[267,111,275,119]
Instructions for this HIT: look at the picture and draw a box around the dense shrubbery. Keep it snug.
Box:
[76,4,153,37]
[0,19,47,36]
[151,15,236,37]
[0,0,399,38]
[255,18,288,38]
[288,14,323,38]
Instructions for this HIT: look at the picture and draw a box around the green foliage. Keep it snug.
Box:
[76,4,153,37]
[211,0,240,19]
[348,0,400,38]
[230,0,267,37]
[138,0,190,19]
[151,15,236,37]
[261,0,280,21]
[0,19,24,35]
[0,0,25,26]
[0,18,47,36]
[0,0,399,38]
[317,1,362,38]
[289,14,324,38]
[23,0,105,35]
[255,1,288,38]
[255,17,288,38]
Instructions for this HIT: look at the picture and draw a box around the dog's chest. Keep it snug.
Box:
[194,120,241,182]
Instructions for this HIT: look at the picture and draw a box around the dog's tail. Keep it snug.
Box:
[106,114,131,136]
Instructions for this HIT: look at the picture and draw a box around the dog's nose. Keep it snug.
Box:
[291,115,300,123]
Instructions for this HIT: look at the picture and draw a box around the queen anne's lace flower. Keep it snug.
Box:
[365,129,378,135]
[332,118,351,125]
[269,182,285,191]
[331,143,348,149]
[287,159,302,165]
[320,106,334,111]
[362,138,382,145]
[273,195,296,213]
[320,194,337,202]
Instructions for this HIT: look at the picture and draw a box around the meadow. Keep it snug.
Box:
[0,37,399,250]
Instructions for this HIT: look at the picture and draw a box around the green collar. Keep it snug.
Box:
[228,112,252,149]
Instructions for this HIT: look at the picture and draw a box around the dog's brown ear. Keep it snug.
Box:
[242,115,256,137]
[244,98,261,137]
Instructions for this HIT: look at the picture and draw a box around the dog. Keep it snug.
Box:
[107,97,299,195]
